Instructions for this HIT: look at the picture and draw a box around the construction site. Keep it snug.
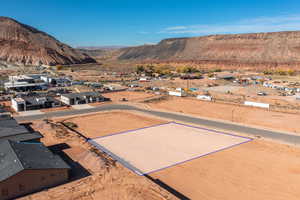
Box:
[11,109,299,200]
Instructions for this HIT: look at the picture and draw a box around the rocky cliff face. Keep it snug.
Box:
[118,31,300,66]
[0,17,96,66]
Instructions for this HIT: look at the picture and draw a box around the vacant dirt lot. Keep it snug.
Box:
[147,97,300,134]
[19,116,176,200]
[91,122,251,174]
[151,139,300,200]
[63,111,166,138]
[19,111,300,200]
[104,91,156,102]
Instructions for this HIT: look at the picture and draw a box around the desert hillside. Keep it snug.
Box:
[118,31,300,67]
[0,17,96,66]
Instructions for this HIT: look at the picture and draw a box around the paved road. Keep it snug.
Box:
[15,104,300,145]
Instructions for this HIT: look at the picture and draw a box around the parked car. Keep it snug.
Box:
[257,92,267,96]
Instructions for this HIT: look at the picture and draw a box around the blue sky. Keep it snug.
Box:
[2,0,300,46]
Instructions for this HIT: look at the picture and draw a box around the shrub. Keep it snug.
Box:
[56,65,63,71]
[287,69,296,76]
[176,66,199,73]
[64,121,78,129]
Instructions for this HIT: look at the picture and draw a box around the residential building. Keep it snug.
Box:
[103,83,127,91]
[4,82,47,92]
[0,107,10,120]
[168,90,187,97]
[0,140,70,200]
[0,117,43,143]
[11,96,62,112]
[40,76,71,87]
[60,92,108,105]
[5,74,47,92]
[139,77,151,82]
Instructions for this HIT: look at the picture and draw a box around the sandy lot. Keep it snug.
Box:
[104,91,156,102]
[91,122,251,175]
[63,111,165,138]
[18,111,300,200]
[19,117,176,200]
[147,97,300,134]
[151,139,300,200]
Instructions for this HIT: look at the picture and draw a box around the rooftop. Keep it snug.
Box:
[0,119,29,136]
[61,91,102,99]
[4,82,46,88]
[23,96,57,106]
[13,96,59,106]
[0,140,70,182]
[0,118,43,142]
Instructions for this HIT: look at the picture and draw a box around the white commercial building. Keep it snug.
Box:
[244,101,269,109]
[197,95,212,101]
[168,91,187,97]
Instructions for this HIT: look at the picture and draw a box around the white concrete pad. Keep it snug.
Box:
[18,110,43,116]
[72,104,94,110]
[90,122,252,175]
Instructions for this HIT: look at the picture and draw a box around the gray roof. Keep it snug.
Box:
[0,118,43,142]
[0,119,29,136]
[0,108,11,120]
[23,96,56,106]
[217,74,235,79]
[0,140,70,182]
[0,131,43,143]
[0,114,11,120]
[61,91,102,99]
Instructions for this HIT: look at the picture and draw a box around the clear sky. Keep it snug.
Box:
[2,0,300,47]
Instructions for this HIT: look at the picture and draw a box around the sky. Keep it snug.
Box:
[2,0,300,47]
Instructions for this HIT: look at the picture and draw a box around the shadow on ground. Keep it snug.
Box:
[48,143,91,181]
[145,174,191,200]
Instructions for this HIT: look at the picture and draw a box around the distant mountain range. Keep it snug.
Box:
[0,17,96,66]
[3,16,300,68]
[118,31,300,68]
[77,46,128,50]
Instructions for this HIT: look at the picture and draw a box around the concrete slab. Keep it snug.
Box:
[18,110,43,116]
[89,122,252,175]
[72,104,94,110]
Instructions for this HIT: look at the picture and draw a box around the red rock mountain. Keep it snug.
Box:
[0,17,96,66]
[118,31,300,68]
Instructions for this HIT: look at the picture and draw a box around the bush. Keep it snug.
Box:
[209,68,222,73]
[263,70,273,75]
[263,69,296,76]
[136,65,145,73]
[56,65,63,71]
[176,66,199,73]
[275,69,287,76]
[207,73,214,78]
[64,122,78,129]
[287,69,296,76]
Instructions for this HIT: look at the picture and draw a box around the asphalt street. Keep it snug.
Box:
[15,104,300,145]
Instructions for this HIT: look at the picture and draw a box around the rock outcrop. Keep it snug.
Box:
[118,31,300,67]
[0,17,96,66]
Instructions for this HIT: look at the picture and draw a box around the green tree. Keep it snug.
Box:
[136,65,145,74]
